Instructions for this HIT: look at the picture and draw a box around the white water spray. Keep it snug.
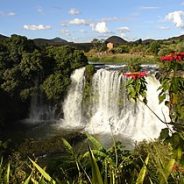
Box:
[61,67,85,128]
[61,68,170,142]
[27,93,56,123]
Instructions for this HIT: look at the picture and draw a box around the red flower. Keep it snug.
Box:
[172,163,184,173]
[160,52,184,62]
[123,71,148,79]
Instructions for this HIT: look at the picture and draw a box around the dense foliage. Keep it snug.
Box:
[157,58,184,131]
[0,132,183,184]
[0,34,87,126]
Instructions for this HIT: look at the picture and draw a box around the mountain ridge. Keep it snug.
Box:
[1,33,184,44]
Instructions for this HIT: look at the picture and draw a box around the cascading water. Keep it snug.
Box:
[26,92,56,123]
[61,67,85,128]
[61,67,170,143]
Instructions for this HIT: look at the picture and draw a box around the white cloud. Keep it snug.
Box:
[23,24,51,30]
[117,26,130,32]
[159,26,170,30]
[140,6,159,10]
[69,8,80,15]
[101,17,119,22]
[61,29,71,36]
[99,17,128,24]
[7,12,16,16]
[69,18,88,25]
[80,29,86,33]
[61,22,68,27]
[91,21,108,33]
[166,11,184,28]
[117,26,130,38]
[0,11,16,16]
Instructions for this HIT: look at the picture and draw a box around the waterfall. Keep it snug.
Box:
[61,68,170,142]
[61,67,85,128]
[26,92,56,123]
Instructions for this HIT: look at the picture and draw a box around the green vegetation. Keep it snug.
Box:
[0,34,184,183]
[0,34,87,126]
[0,56,183,184]
[0,132,184,183]
[82,65,96,118]
[86,37,184,64]
[157,61,184,131]
[88,53,158,64]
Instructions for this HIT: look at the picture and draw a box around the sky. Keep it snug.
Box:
[1,0,184,42]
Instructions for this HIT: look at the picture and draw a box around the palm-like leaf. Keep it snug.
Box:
[136,154,149,184]
[88,146,103,184]
[29,158,56,184]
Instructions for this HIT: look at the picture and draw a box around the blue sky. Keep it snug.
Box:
[1,0,184,42]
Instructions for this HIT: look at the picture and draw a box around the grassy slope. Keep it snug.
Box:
[86,53,159,64]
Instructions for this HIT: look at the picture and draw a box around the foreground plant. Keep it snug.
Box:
[0,134,184,184]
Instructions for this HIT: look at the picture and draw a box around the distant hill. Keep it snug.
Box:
[142,39,156,44]
[33,37,68,46]
[0,34,8,40]
[51,37,68,43]
[105,36,127,44]
[167,34,184,42]
[1,33,184,50]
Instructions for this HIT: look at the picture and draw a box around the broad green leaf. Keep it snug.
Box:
[159,94,166,103]
[159,159,175,184]
[104,160,108,184]
[136,154,149,184]
[135,81,141,92]
[31,178,39,184]
[4,162,10,184]
[29,158,56,184]
[149,177,154,184]
[88,146,103,184]
[174,147,182,161]
[62,138,74,155]
[23,173,32,184]
[86,133,104,150]
[83,150,107,159]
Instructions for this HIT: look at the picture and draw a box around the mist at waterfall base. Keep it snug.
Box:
[60,67,170,148]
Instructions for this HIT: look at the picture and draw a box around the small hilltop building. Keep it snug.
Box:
[105,36,127,50]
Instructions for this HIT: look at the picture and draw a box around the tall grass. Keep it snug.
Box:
[0,134,184,183]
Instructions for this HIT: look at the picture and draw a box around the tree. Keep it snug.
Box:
[6,35,35,65]
[0,35,89,126]
[176,42,184,52]
[20,50,43,79]
[91,39,107,52]
[47,46,87,71]
[1,66,21,94]
[71,50,87,70]
[42,73,70,101]
[147,41,161,55]
[112,45,129,53]
[158,47,174,56]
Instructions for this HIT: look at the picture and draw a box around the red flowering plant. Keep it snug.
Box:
[158,52,184,130]
[124,63,148,104]
[160,52,184,62]
[124,71,148,79]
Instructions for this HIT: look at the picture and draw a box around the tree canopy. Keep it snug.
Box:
[0,34,88,125]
